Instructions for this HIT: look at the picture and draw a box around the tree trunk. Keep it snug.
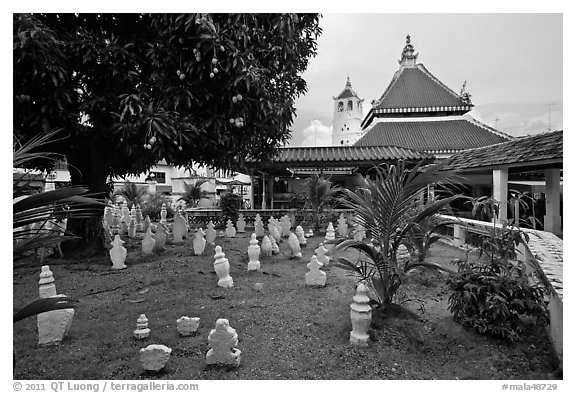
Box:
[61,142,110,257]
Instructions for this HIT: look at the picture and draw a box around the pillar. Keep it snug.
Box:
[453,224,467,247]
[544,168,562,235]
[249,176,254,210]
[261,173,266,210]
[267,177,274,210]
[492,168,508,222]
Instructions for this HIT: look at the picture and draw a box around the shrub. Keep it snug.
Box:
[447,258,549,342]
[220,191,242,224]
[141,193,174,221]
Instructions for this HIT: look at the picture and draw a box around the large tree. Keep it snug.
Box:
[14,13,322,251]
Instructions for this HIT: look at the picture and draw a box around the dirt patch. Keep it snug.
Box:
[13,233,560,379]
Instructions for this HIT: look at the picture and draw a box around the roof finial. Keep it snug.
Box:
[399,34,418,68]
[346,74,351,88]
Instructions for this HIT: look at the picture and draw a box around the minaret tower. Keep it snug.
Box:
[332,76,364,146]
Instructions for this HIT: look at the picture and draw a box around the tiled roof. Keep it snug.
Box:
[248,145,431,168]
[354,118,512,153]
[373,65,469,111]
[335,89,357,100]
[442,130,563,171]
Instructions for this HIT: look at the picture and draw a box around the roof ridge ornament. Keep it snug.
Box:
[399,34,418,68]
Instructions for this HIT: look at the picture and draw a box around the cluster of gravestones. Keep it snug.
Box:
[36,212,380,373]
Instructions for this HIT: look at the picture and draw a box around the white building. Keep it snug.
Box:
[331,76,364,146]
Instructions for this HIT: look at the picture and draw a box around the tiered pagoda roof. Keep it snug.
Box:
[355,118,511,155]
[334,76,361,100]
[357,35,511,152]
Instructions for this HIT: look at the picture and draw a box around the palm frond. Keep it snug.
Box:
[14,296,78,323]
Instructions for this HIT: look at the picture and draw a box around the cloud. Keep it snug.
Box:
[300,120,333,147]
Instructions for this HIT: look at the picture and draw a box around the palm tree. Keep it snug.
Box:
[179,179,209,208]
[332,160,463,309]
[13,129,101,339]
[297,174,343,230]
[114,181,146,208]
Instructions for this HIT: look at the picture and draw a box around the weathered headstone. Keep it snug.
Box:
[206,319,241,367]
[353,223,366,242]
[270,225,281,245]
[206,221,217,244]
[337,213,348,238]
[254,214,265,238]
[269,235,279,255]
[160,203,168,224]
[324,222,336,251]
[128,218,137,238]
[213,246,233,288]
[192,229,206,255]
[104,203,114,228]
[350,283,372,346]
[236,213,246,233]
[135,205,143,231]
[305,256,326,287]
[143,215,151,233]
[305,228,314,238]
[315,243,330,266]
[37,266,75,346]
[288,232,302,258]
[260,235,272,257]
[172,213,187,244]
[154,224,168,251]
[225,220,236,238]
[396,244,411,266]
[109,235,127,270]
[176,317,200,336]
[247,233,261,271]
[134,314,151,339]
[140,344,172,372]
[295,225,306,247]
[142,227,156,255]
[280,215,292,237]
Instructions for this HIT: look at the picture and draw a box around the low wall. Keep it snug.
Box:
[438,215,563,365]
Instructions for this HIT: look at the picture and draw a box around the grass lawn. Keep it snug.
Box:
[13,229,561,380]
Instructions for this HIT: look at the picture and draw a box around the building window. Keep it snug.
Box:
[358,100,362,112]
[150,171,166,184]
[338,102,344,112]
[347,100,353,111]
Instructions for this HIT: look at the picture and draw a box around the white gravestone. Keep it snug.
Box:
[254,214,265,237]
[143,215,151,233]
[295,225,306,247]
[206,319,241,367]
[206,221,217,244]
[142,227,156,255]
[247,233,261,271]
[192,230,207,255]
[109,235,127,270]
[154,224,168,251]
[128,218,137,238]
[280,215,291,237]
[225,220,236,238]
[270,225,281,245]
[305,256,327,287]
[324,222,336,251]
[134,314,151,339]
[213,246,234,288]
[396,244,411,266]
[354,223,366,242]
[260,235,272,257]
[350,283,372,346]
[337,213,348,238]
[37,266,75,345]
[160,203,168,224]
[236,213,246,233]
[172,213,187,243]
[288,232,302,258]
[315,243,330,266]
[136,205,143,231]
[140,344,172,372]
[176,317,200,336]
[269,235,280,255]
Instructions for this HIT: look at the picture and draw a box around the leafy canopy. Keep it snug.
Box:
[14,13,322,183]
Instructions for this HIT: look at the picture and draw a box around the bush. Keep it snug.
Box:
[447,258,549,342]
[141,193,174,221]
[220,191,242,224]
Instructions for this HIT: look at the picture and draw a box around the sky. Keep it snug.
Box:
[289,13,563,147]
